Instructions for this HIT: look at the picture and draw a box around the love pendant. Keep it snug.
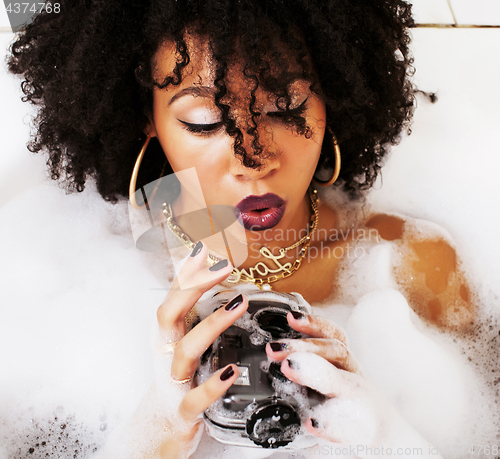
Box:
[228,246,293,285]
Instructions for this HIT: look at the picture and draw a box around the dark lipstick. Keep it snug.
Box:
[235,193,286,231]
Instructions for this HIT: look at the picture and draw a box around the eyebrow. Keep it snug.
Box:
[168,86,216,106]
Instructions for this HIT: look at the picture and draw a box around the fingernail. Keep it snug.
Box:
[270,342,287,352]
[225,294,243,311]
[311,418,319,429]
[190,241,203,257]
[209,259,228,271]
[290,311,305,320]
[220,365,234,381]
[286,358,297,369]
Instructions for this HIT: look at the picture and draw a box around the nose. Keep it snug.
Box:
[228,133,281,181]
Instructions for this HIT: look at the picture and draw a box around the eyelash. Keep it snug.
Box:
[180,121,224,136]
[267,97,309,119]
[179,97,309,136]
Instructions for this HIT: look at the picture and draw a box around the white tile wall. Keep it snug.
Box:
[449,0,500,26]
[0,2,12,30]
[410,0,455,24]
[411,0,500,26]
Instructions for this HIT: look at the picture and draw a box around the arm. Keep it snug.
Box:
[366,213,475,330]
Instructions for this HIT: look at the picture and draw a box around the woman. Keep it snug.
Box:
[4,0,485,457]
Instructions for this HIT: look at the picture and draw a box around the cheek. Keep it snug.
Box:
[276,102,326,173]
[158,129,232,178]
[158,134,232,205]
[274,129,323,171]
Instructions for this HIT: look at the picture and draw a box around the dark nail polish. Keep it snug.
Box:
[286,358,297,369]
[291,311,304,320]
[311,418,319,429]
[225,294,243,311]
[190,241,203,257]
[209,259,228,271]
[270,342,286,352]
[220,366,234,381]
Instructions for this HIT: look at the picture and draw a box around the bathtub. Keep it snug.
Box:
[1,25,499,458]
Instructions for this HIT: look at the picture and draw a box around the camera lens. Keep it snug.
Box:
[246,400,300,448]
[256,310,291,339]
[268,362,291,383]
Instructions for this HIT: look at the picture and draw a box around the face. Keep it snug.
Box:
[147,35,326,240]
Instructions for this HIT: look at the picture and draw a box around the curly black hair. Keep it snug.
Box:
[7,0,415,201]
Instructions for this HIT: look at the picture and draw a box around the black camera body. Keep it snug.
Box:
[195,290,323,449]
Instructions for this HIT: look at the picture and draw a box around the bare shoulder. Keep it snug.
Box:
[365,213,476,330]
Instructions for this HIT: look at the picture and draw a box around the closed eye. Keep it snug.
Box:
[179,120,224,135]
[266,97,309,118]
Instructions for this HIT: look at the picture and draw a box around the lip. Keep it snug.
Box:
[235,193,286,231]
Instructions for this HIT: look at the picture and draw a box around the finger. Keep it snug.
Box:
[171,294,248,379]
[157,242,233,336]
[266,338,359,373]
[179,364,239,422]
[304,418,321,436]
[280,351,359,398]
[287,312,347,343]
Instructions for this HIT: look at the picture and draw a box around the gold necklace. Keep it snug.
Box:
[162,188,319,290]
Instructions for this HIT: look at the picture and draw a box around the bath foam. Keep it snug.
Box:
[348,290,471,444]
[0,184,171,458]
[0,181,498,459]
[315,187,500,456]
[0,401,107,459]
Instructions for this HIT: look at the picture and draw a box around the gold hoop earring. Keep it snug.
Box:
[129,135,166,210]
[313,128,341,187]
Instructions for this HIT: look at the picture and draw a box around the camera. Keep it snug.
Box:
[195,289,324,449]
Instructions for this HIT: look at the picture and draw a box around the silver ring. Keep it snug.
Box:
[170,375,194,385]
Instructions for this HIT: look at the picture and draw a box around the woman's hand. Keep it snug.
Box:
[265,311,359,373]
[101,242,247,459]
[266,313,442,459]
[152,242,250,457]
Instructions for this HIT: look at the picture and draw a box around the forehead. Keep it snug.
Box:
[152,34,213,89]
[151,33,310,100]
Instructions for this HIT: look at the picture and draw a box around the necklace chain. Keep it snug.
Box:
[162,188,319,289]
